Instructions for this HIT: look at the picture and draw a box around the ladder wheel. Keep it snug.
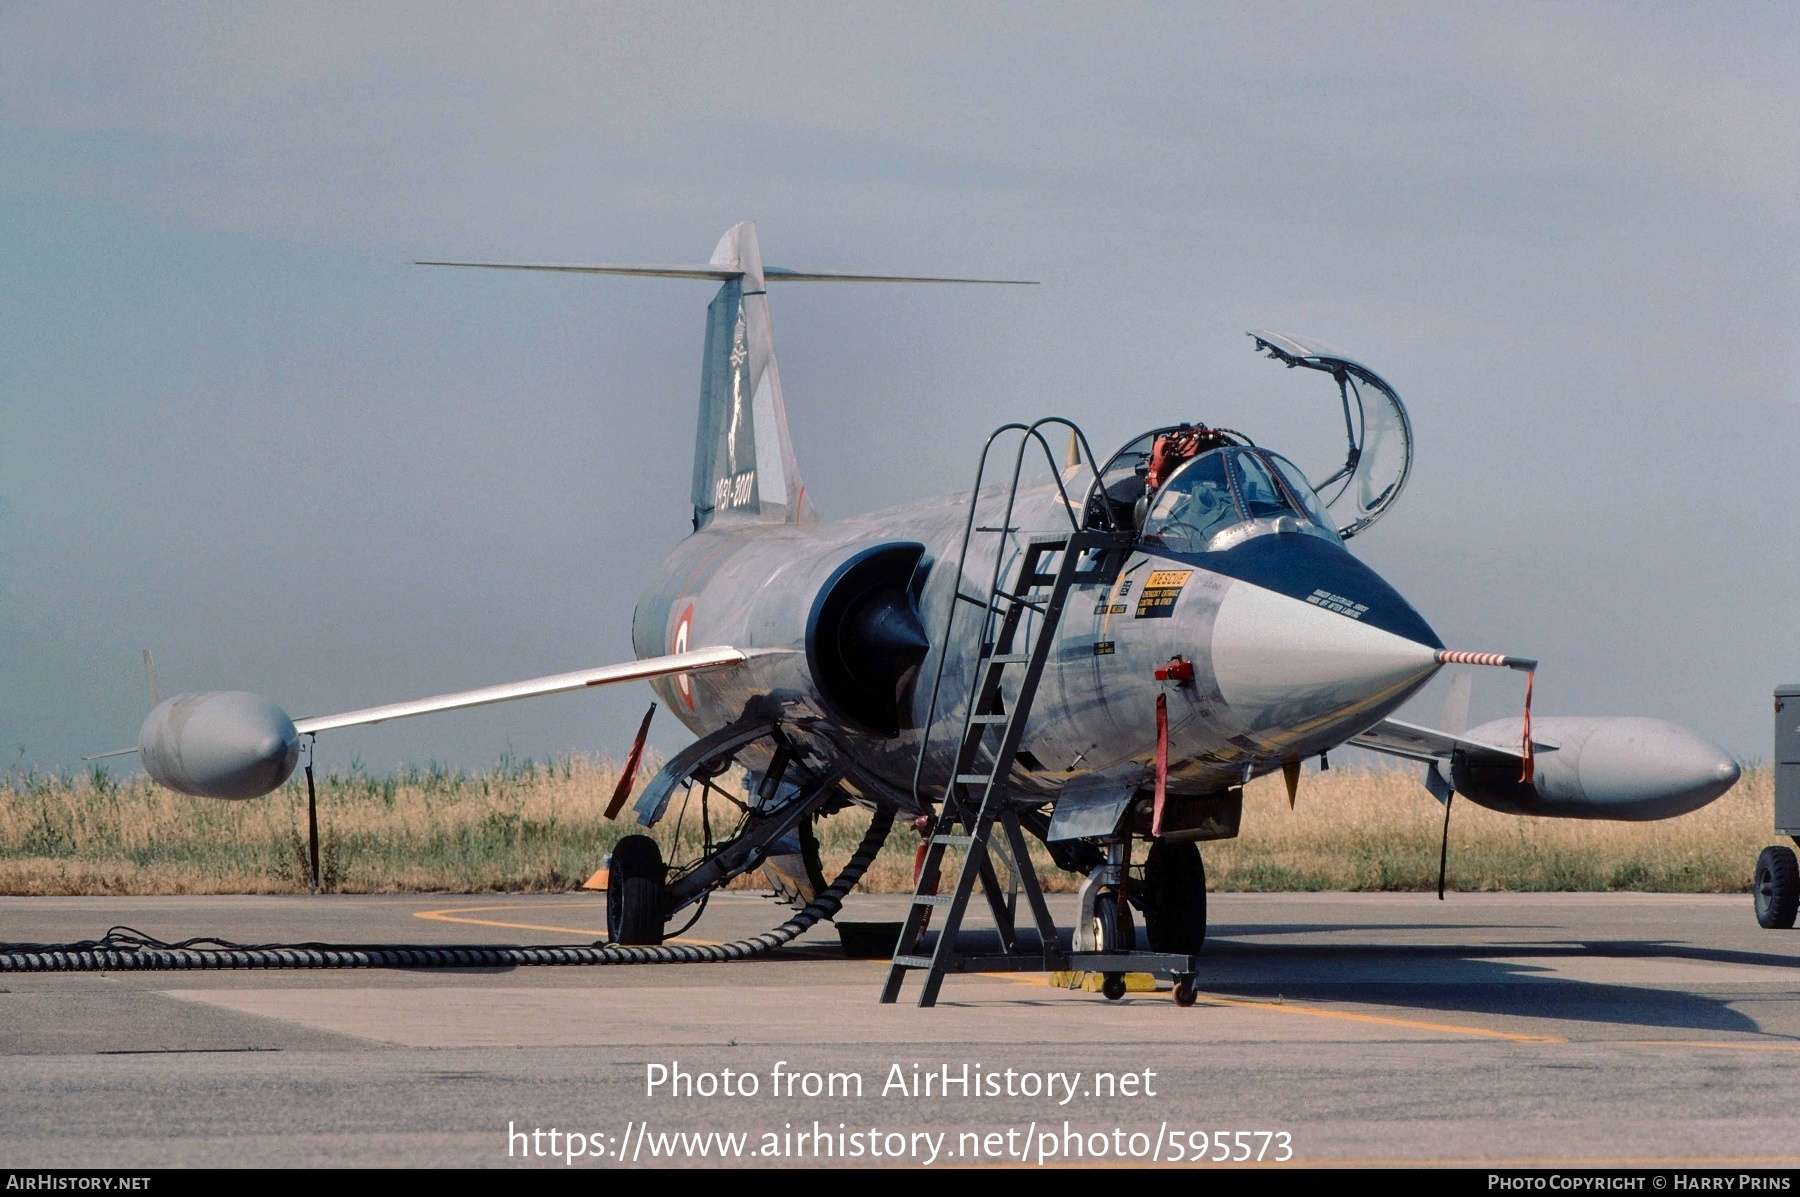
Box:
[1101,973,1127,1001]
[1172,976,1199,1007]
[607,834,668,946]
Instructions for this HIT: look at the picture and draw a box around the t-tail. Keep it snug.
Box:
[691,222,811,529]
[417,220,1034,531]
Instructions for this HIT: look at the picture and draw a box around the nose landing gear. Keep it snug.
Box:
[1070,833,1208,1003]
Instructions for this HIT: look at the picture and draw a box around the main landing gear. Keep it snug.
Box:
[606,835,667,946]
[604,724,848,948]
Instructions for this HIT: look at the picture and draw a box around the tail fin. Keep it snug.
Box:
[691,222,814,528]
[417,222,1034,530]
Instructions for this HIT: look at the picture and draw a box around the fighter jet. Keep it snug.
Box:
[117,221,1742,1000]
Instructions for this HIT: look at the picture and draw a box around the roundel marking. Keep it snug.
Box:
[672,603,695,710]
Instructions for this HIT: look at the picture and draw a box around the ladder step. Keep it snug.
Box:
[969,714,1009,724]
[954,773,993,786]
[891,955,938,969]
[909,895,957,907]
[930,834,975,847]
[985,654,1031,665]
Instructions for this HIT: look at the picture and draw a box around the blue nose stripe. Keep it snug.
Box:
[1160,534,1442,650]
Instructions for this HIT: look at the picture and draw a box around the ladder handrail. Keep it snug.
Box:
[885,534,1106,1006]
[909,417,1113,808]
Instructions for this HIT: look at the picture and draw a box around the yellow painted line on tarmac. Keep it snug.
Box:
[415,902,609,937]
[412,903,722,946]
[1194,993,1566,1043]
[1613,1038,1800,1053]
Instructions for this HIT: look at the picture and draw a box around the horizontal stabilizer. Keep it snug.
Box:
[415,262,1036,285]
[292,646,763,735]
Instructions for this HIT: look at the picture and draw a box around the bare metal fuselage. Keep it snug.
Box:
[632,479,1445,817]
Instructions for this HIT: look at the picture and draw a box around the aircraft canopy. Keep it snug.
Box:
[1247,330,1415,539]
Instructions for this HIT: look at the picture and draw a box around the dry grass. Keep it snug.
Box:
[1209,763,1775,893]
[0,757,1776,896]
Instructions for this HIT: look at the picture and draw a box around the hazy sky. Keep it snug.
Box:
[3,2,1795,777]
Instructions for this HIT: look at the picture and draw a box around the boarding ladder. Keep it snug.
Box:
[881,420,1132,1007]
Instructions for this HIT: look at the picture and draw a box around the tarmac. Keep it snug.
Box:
[1,890,1797,1168]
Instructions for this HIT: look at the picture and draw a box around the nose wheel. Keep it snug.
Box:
[1092,890,1135,1000]
[1142,841,1207,956]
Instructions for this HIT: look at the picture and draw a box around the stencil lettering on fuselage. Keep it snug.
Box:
[1134,569,1192,619]
[1305,588,1369,620]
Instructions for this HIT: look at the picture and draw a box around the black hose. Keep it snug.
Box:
[0,808,894,974]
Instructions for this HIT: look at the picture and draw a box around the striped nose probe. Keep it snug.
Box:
[1435,650,1539,783]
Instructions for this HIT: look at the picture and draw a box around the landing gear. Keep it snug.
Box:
[607,834,667,946]
[1092,889,1134,1001]
[1754,845,1799,930]
[1142,841,1207,956]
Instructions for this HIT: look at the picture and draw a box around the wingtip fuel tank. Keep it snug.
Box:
[137,691,300,800]
[1451,715,1740,820]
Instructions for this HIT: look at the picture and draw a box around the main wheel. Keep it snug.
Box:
[607,834,668,946]
[1142,840,1207,957]
[1754,845,1799,930]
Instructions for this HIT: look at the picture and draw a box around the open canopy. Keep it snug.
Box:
[1247,330,1415,539]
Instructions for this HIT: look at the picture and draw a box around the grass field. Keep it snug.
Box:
[0,755,1777,896]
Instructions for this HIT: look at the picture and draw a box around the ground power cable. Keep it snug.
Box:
[0,808,894,974]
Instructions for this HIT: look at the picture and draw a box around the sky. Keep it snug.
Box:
[2,1,1796,779]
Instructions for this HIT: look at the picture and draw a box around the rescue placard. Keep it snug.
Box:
[1135,570,1192,619]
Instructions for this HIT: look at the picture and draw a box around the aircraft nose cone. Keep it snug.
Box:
[1209,580,1441,738]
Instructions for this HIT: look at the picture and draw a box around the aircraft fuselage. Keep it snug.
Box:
[632,480,1445,816]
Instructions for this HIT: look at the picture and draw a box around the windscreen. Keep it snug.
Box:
[1143,450,1238,546]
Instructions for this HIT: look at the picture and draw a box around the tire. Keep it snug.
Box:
[1092,890,1136,953]
[1142,841,1207,957]
[1172,976,1199,1008]
[607,834,668,946]
[1092,889,1134,1002]
[1754,845,1799,930]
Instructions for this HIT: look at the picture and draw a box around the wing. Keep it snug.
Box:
[1348,718,1523,765]
[292,646,763,734]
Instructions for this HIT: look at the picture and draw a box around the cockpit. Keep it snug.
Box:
[1086,428,1338,552]
[1145,445,1335,549]
[1083,331,1419,551]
